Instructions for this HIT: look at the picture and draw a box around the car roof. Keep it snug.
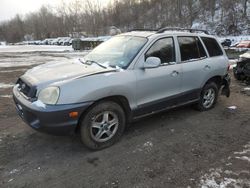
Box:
[120,31,155,38]
[119,31,214,39]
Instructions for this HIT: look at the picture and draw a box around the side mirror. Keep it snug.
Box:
[144,57,161,69]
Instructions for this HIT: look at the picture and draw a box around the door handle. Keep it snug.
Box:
[204,65,211,70]
[171,70,179,77]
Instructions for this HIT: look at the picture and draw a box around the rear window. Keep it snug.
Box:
[178,36,207,61]
[201,37,223,57]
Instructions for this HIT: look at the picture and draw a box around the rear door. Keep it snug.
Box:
[177,36,209,100]
[200,37,228,78]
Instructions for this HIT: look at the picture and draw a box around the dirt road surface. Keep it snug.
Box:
[0,46,250,188]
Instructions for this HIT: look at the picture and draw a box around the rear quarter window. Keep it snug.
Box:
[201,37,223,57]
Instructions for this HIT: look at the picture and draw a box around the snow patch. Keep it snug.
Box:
[243,87,250,91]
[0,41,6,46]
[8,178,14,183]
[235,156,250,163]
[234,149,250,155]
[132,141,154,153]
[200,168,250,188]
[0,95,12,98]
[143,141,153,148]
[199,142,250,187]
[227,106,237,110]
[200,175,236,188]
[0,45,73,53]
[9,169,19,175]
[0,83,14,89]
[234,142,250,156]
[0,61,43,68]
[0,69,27,73]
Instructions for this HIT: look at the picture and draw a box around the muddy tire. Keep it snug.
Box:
[80,101,125,150]
[195,82,218,111]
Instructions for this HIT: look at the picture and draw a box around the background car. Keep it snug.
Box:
[221,39,231,47]
[63,38,73,46]
[233,52,250,83]
[40,38,50,45]
[236,40,250,48]
[58,37,70,45]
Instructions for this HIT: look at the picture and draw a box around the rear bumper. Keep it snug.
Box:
[221,74,231,97]
[13,86,93,135]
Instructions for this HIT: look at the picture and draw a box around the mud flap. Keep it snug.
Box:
[221,74,231,97]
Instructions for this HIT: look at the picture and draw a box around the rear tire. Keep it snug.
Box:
[80,101,125,150]
[195,82,218,111]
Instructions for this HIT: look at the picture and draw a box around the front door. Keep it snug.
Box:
[134,37,182,117]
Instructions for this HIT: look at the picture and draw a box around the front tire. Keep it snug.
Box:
[195,82,218,111]
[80,101,126,150]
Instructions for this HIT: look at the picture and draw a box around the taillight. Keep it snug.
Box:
[227,64,230,72]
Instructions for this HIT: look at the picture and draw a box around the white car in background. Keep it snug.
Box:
[62,38,73,46]
[58,37,70,45]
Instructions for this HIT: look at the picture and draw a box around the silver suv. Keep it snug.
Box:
[13,28,230,150]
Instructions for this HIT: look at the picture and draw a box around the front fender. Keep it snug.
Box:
[57,71,137,110]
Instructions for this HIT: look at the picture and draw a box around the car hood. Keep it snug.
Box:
[20,59,116,86]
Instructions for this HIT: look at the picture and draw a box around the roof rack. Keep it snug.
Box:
[156,27,209,35]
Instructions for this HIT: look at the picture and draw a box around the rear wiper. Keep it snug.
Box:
[78,58,107,69]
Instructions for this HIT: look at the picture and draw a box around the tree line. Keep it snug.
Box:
[0,0,249,43]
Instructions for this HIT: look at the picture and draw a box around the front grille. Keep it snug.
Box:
[16,79,37,99]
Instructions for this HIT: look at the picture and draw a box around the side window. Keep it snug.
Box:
[146,38,175,64]
[178,36,206,62]
[201,37,223,57]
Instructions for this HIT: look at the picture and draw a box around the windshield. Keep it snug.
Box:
[83,36,147,69]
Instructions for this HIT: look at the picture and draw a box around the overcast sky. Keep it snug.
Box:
[0,0,110,22]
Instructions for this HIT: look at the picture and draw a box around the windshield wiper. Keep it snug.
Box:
[78,58,107,69]
[86,60,107,69]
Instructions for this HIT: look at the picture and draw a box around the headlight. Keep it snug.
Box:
[38,87,60,105]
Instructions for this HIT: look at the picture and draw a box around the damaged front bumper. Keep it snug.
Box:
[221,74,231,97]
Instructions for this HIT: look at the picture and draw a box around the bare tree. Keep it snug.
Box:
[242,0,248,17]
[0,0,249,42]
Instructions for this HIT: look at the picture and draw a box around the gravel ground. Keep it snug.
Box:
[0,46,250,188]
